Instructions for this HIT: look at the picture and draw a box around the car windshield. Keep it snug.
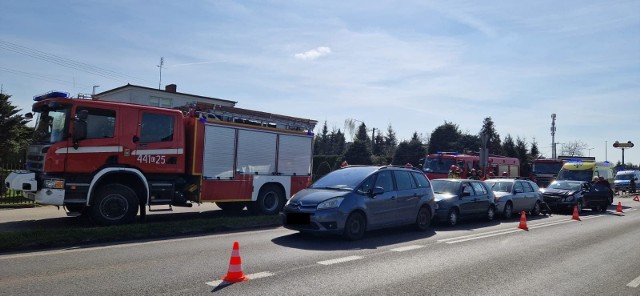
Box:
[486,181,512,193]
[423,157,456,174]
[310,167,378,191]
[32,108,69,144]
[615,174,633,181]
[557,169,593,182]
[431,180,458,194]
[548,181,582,191]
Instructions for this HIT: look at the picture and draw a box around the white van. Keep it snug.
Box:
[614,170,640,194]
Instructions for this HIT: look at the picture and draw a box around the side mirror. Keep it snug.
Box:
[370,186,384,197]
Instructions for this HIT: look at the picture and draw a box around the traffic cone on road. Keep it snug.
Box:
[572,205,581,221]
[616,202,624,214]
[517,211,528,230]
[633,196,639,202]
[221,241,248,283]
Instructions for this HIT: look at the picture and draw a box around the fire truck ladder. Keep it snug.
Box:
[192,102,317,132]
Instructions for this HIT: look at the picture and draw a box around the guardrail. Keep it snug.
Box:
[0,163,34,206]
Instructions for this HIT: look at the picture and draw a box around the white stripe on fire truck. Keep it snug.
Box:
[55,146,123,154]
[131,149,184,155]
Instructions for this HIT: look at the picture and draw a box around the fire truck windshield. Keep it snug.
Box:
[423,157,456,174]
[532,162,563,174]
[32,107,69,144]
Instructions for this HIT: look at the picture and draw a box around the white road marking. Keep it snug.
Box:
[205,271,274,287]
[627,274,640,288]
[317,256,363,265]
[390,245,424,252]
[439,216,603,244]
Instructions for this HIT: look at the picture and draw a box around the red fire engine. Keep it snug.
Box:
[422,152,520,179]
[5,91,316,225]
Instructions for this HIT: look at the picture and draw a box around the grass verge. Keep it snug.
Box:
[0,215,281,253]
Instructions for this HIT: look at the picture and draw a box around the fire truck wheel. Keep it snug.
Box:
[216,202,246,212]
[90,184,139,226]
[248,185,285,215]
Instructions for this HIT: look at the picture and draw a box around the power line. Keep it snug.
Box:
[0,40,153,84]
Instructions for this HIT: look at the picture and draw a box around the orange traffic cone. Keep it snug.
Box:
[633,196,639,202]
[222,241,248,283]
[616,202,623,213]
[572,205,580,221]
[517,211,528,230]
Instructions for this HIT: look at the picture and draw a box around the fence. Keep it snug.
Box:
[0,163,34,206]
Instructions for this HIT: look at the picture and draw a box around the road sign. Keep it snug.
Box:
[613,141,634,148]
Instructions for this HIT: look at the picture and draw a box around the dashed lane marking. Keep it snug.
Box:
[317,256,363,265]
[627,274,640,288]
[390,245,424,252]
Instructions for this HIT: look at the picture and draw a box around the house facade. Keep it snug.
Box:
[95,84,236,108]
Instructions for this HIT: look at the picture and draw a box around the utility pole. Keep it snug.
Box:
[371,128,376,151]
[551,114,557,159]
[157,57,164,90]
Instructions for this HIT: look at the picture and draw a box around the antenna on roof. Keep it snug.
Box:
[157,57,164,90]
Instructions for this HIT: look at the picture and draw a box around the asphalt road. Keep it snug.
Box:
[1,198,639,295]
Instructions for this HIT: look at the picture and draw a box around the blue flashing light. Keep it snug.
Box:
[566,159,583,163]
[33,91,69,101]
[603,161,610,164]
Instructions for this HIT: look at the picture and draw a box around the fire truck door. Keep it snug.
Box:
[133,111,181,174]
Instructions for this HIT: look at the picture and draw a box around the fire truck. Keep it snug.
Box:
[422,152,520,179]
[5,91,316,225]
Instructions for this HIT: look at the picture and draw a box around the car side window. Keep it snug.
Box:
[77,107,116,139]
[140,112,175,143]
[374,171,394,192]
[412,172,431,188]
[356,175,375,195]
[462,182,475,196]
[522,182,534,192]
[514,182,525,193]
[471,182,487,195]
[394,171,415,190]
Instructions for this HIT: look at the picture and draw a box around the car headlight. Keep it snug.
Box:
[44,179,64,189]
[317,197,344,210]
[563,195,575,202]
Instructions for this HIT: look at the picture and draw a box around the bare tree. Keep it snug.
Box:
[560,140,588,156]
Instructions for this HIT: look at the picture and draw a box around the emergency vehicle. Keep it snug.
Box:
[557,160,614,185]
[5,91,316,225]
[422,152,520,179]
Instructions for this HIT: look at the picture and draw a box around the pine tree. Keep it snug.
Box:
[479,117,502,155]
[0,93,30,164]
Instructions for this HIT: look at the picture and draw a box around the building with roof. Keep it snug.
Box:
[94,83,236,108]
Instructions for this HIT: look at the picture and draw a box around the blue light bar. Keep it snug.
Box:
[34,91,69,101]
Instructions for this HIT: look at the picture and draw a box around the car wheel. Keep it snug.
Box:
[343,212,366,240]
[90,184,139,226]
[447,208,459,226]
[486,206,495,222]
[600,204,608,212]
[530,201,541,216]
[503,202,513,219]
[248,184,285,215]
[415,206,432,231]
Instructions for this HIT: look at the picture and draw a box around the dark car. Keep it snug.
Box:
[541,180,611,213]
[484,178,543,219]
[281,166,437,240]
[431,179,496,226]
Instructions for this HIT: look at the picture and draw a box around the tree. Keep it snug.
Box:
[0,93,30,164]
[515,137,529,177]
[529,138,540,160]
[428,121,462,154]
[343,122,373,165]
[392,132,427,167]
[479,117,502,155]
[313,121,330,155]
[502,134,517,158]
[561,140,588,157]
[329,128,346,155]
[457,133,480,153]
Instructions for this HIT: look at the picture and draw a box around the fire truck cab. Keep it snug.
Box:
[5,91,316,225]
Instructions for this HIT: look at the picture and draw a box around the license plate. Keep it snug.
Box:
[287,213,310,225]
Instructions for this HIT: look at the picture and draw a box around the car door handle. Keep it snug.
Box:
[391,196,396,200]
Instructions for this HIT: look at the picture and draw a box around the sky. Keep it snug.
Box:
[1,0,639,165]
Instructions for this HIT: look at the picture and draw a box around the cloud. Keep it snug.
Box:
[294,46,332,60]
